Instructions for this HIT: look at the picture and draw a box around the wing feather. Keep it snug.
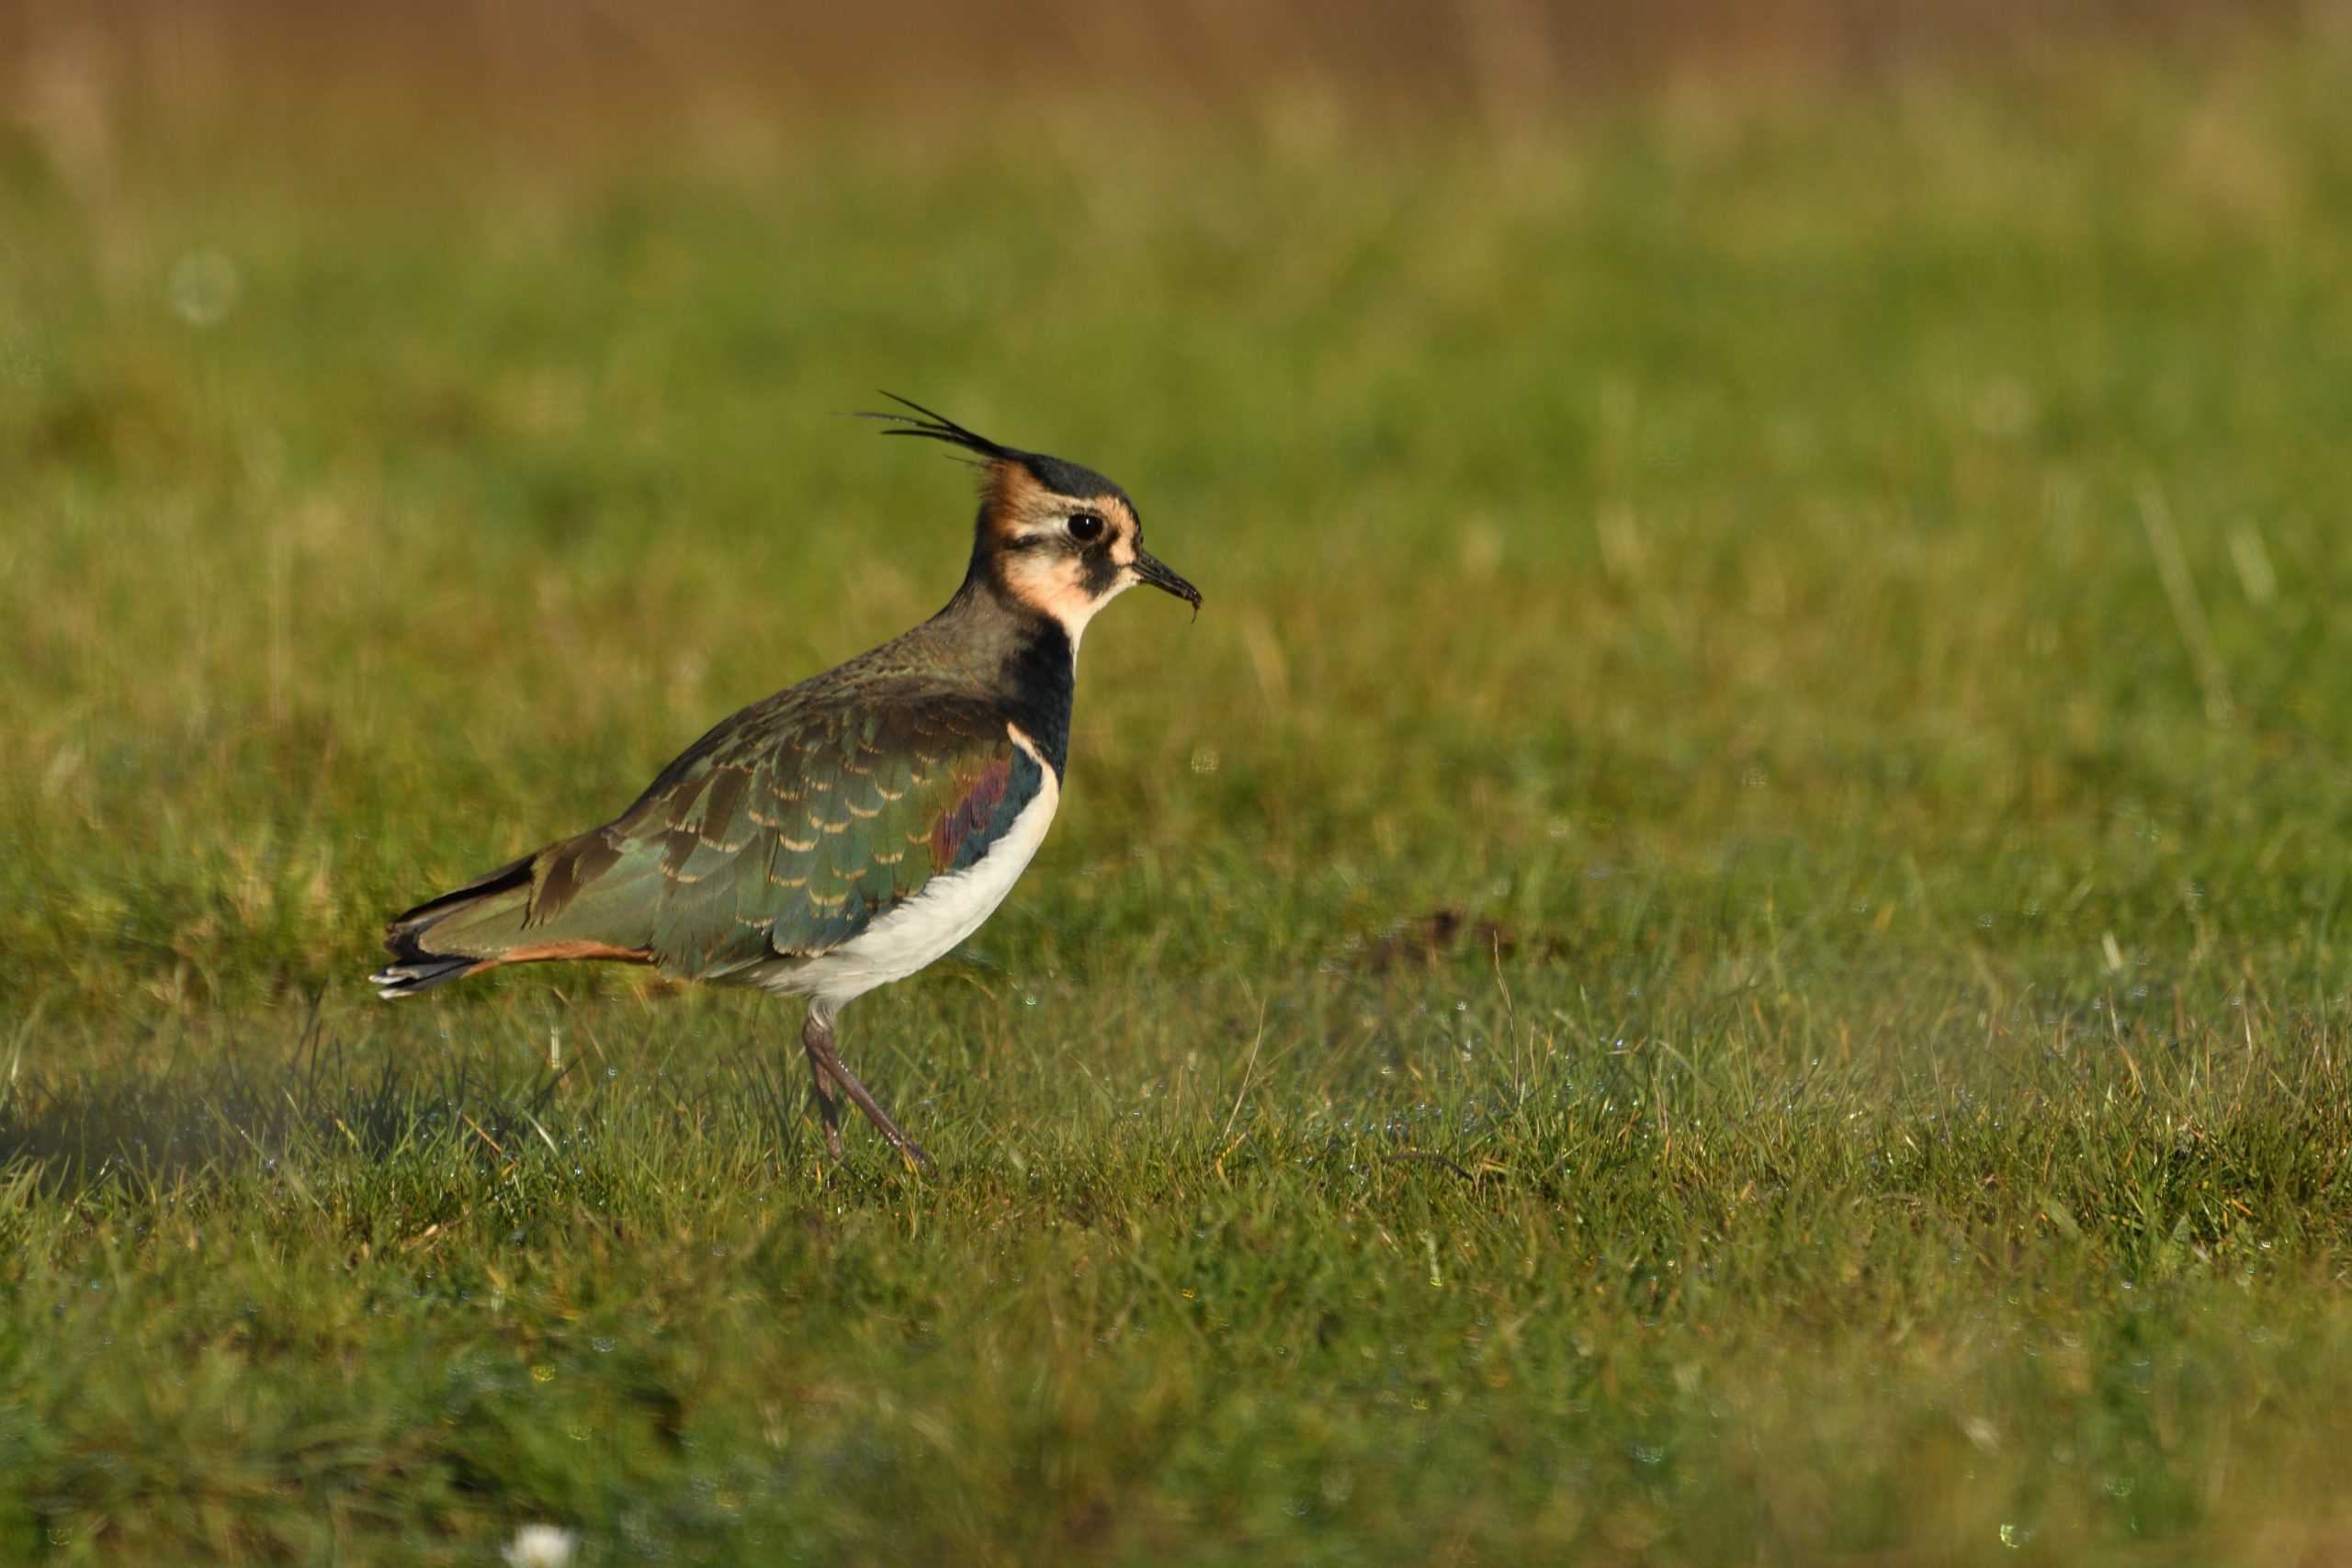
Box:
[505,696,1047,980]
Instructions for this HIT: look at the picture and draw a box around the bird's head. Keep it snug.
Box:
[866,396,1200,642]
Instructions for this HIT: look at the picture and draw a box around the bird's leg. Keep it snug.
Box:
[801,1004,933,1172]
[799,1009,844,1161]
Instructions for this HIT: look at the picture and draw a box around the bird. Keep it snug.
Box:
[369,397,1200,1169]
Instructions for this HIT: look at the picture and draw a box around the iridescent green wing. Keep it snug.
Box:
[519,696,1045,979]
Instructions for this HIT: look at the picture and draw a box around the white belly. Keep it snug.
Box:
[769,761,1059,1010]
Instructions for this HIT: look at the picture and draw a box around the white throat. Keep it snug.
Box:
[1027,580,1132,663]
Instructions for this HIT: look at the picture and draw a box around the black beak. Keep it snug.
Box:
[1134,550,1202,616]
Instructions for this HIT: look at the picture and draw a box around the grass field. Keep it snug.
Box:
[8,36,2352,1564]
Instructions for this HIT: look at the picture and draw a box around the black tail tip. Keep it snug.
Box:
[368,957,479,999]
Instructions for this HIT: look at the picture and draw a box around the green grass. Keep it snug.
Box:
[9,39,2352,1564]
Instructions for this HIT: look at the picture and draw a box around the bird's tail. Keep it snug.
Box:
[374,829,662,999]
[369,855,541,998]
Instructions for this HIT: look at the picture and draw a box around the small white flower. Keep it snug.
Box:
[166,248,241,329]
[503,1524,578,1568]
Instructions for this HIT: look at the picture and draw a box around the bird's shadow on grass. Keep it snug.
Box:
[0,993,824,1201]
[0,997,639,1198]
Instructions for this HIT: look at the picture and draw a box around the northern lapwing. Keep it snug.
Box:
[371,399,1200,1169]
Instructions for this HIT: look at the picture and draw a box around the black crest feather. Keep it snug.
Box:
[856,393,1014,460]
[856,393,1130,506]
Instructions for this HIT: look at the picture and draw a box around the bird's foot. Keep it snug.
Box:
[802,1012,932,1174]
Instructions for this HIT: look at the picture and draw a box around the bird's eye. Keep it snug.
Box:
[1068,512,1105,542]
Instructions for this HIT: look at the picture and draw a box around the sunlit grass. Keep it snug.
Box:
[6,41,2352,1563]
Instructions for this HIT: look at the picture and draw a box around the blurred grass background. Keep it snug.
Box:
[7,3,2352,1563]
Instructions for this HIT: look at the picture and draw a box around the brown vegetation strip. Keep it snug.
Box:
[1,0,2311,156]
